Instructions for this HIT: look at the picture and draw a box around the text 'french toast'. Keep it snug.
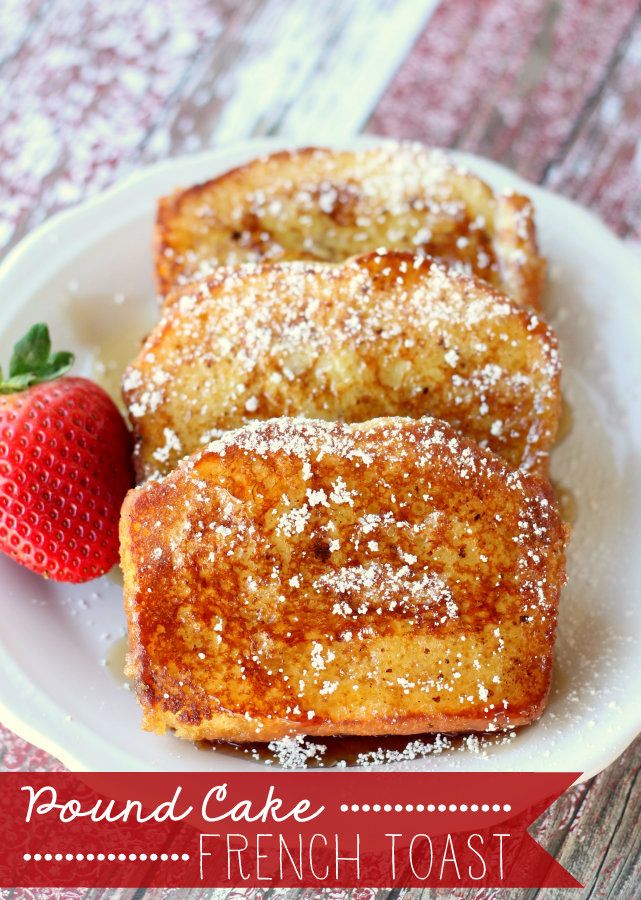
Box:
[155,143,545,309]
[120,416,568,743]
[123,252,560,481]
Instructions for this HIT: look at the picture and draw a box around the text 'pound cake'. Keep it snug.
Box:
[124,252,561,482]
[155,143,545,309]
[120,416,568,743]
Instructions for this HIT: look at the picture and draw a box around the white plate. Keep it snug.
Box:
[0,138,640,775]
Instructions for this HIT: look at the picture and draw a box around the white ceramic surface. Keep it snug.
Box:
[0,137,640,775]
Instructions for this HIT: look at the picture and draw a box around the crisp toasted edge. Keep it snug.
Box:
[137,701,551,743]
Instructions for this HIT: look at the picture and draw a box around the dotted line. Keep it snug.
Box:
[339,803,512,813]
[23,853,190,863]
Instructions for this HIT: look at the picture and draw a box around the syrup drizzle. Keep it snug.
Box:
[553,482,578,526]
[557,395,574,444]
[194,730,516,768]
[66,291,155,412]
[106,635,130,684]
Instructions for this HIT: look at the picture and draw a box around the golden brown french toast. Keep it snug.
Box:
[123,252,560,481]
[120,416,568,743]
[155,143,545,309]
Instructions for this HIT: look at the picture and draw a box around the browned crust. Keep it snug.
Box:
[154,148,324,298]
[124,252,561,482]
[120,416,567,743]
[154,144,546,309]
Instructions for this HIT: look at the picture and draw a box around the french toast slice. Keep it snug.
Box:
[123,252,560,481]
[120,416,568,743]
[155,143,545,309]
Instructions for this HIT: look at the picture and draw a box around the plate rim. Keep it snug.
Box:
[1,135,640,776]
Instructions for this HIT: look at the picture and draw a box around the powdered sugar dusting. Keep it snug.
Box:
[125,253,559,479]
[158,142,544,310]
[124,415,567,747]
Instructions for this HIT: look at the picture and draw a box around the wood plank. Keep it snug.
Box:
[369,0,549,149]
[0,0,437,256]
[367,0,639,219]
[544,11,641,239]
[0,0,225,252]
[0,0,52,68]
[140,0,438,155]
[464,0,638,182]
[535,735,641,899]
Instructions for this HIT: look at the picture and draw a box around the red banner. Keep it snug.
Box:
[0,772,581,889]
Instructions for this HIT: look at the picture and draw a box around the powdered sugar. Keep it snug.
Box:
[125,253,559,479]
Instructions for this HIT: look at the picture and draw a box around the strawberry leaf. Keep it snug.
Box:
[10,323,52,377]
[0,324,74,394]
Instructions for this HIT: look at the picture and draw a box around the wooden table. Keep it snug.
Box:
[1,1,639,897]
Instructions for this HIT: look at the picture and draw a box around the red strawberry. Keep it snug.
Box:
[0,323,134,582]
